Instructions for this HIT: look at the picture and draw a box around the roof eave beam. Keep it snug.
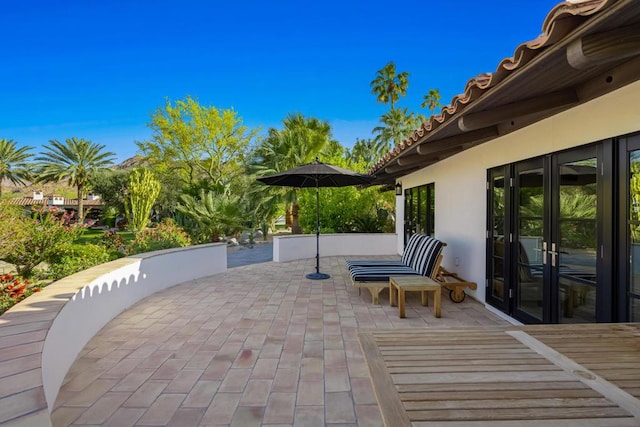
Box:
[417,126,500,156]
[567,24,640,70]
[457,89,579,132]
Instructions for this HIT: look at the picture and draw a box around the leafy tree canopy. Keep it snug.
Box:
[35,137,115,220]
[0,139,33,198]
[138,96,257,191]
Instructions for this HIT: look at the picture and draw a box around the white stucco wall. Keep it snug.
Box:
[41,243,227,411]
[273,233,398,262]
[396,80,640,303]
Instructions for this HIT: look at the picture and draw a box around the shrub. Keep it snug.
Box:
[99,231,125,251]
[46,244,114,281]
[0,202,29,260]
[0,274,43,315]
[3,206,83,277]
[127,218,191,255]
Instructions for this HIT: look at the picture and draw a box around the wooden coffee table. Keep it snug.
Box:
[389,276,441,318]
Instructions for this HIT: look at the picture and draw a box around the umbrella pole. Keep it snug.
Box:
[306,179,330,280]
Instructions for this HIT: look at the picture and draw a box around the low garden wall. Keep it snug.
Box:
[273,233,398,262]
[0,243,227,426]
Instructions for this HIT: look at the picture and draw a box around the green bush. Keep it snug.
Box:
[47,244,114,281]
[127,218,191,255]
[298,186,394,233]
[98,231,125,251]
[3,206,83,277]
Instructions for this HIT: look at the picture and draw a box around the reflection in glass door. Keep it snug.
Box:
[627,146,640,320]
[486,169,507,311]
[515,161,545,323]
[554,156,598,323]
[487,143,610,324]
[404,184,435,245]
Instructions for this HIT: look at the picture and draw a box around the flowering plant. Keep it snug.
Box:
[127,218,191,255]
[0,274,42,315]
[3,206,82,277]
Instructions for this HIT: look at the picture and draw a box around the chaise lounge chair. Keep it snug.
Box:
[346,234,445,304]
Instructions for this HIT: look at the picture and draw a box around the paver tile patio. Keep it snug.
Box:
[52,256,509,426]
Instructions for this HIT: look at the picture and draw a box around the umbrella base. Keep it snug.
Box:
[306,272,330,280]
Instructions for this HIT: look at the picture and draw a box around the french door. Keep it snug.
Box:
[620,133,640,321]
[487,143,613,323]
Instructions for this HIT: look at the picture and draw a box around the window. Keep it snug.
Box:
[404,183,435,244]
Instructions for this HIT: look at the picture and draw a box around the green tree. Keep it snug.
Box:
[35,138,115,221]
[0,139,33,198]
[176,189,243,243]
[373,107,423,148]
[370,61,409,111]
[125,169,161,232]
[137,96,257,191]
[298,185,394,233]
[252,113,331,233]
[0,202,28,259]
[347,138,388,166]
[296,152,394,234]
[89,169,131,217]
[421,89,442,115]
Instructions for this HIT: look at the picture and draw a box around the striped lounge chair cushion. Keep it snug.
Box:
[346,234,444,282]
[345,259,403,269]
[349,265,421,282]
[345,233,428,270]
[407,236,444,278]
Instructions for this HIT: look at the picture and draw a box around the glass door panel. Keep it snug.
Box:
[488,169,507,306]
[418,186,428,234]
[628,150,640,320]
[557,158,598,323]
[515,162,545,322]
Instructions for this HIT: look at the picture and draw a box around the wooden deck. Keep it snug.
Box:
[359,323,640,426]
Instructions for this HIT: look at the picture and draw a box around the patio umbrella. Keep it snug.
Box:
[257,157,374,280]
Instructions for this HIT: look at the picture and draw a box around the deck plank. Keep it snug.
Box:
[359,324,640,425]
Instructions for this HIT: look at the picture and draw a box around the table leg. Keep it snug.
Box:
[390,282,396,307]
[398,289,406,318]
[421,290,428,306]
[433,288,441,318]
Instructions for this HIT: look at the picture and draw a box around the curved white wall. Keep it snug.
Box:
[0,243,227,426]
[42,243,227,409]
[273,233,398,262]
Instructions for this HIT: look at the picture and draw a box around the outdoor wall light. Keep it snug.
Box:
[395,182,403,196]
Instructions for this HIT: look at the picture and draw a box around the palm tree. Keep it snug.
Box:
[36,138,115,220]
[252,113,331,233]
[347,138,389,166]
[370,61,410,111]
[421,89,442,115]
[0,139,33,198]
[372,107,423,148]
[177,189,243,242]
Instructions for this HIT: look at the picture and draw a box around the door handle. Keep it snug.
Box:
[548,243,558,267]
[542,241,547,265]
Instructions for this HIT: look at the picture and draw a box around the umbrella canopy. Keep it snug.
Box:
[256,159,373,188]
[257,158,374,280]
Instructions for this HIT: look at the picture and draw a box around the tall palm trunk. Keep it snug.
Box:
[77,184,84,222]
[285,206,293,228]
[291,203,302,234]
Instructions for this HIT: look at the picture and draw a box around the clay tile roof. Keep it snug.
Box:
[64,199,104,206]
[6,198,46,206]
[369,0,630,179]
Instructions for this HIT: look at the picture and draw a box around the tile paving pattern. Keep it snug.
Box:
[52,257,509,426]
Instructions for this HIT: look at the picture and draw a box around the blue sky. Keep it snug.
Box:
[1,0,560,162]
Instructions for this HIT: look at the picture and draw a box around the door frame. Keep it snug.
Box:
[487,139,615,323]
